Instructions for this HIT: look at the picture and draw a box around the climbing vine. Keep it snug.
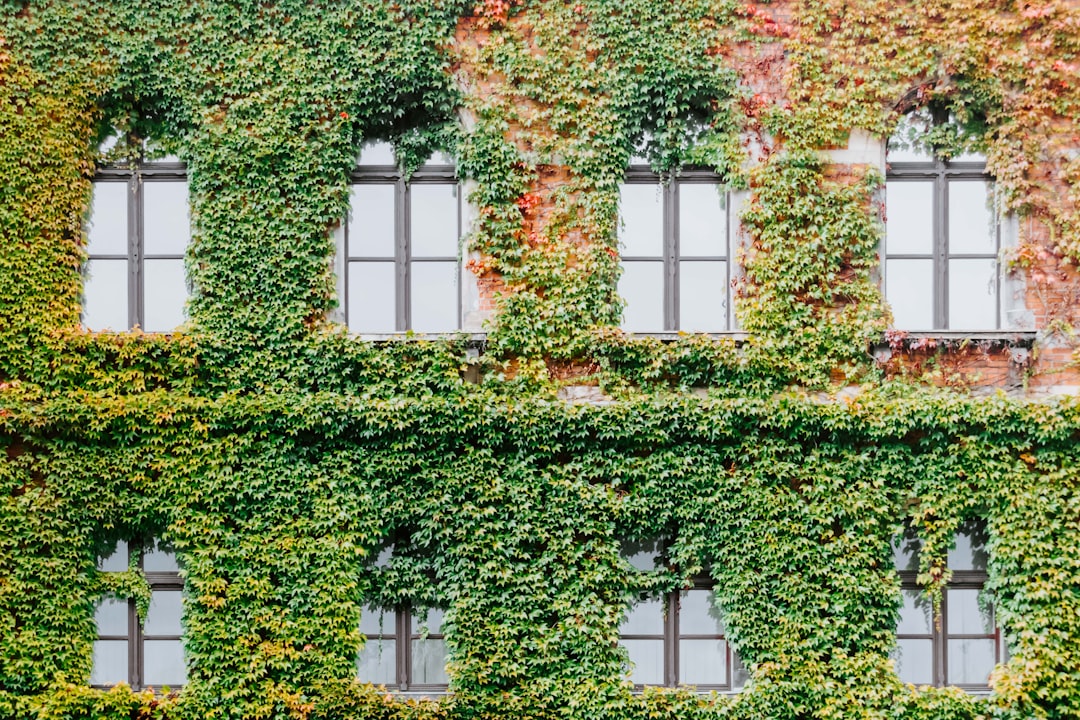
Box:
[2,1,1080,720]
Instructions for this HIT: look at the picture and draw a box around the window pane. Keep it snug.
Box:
[98,542,128,573]
[948,524,989,571]
[143,182,190,256]
[947,639,997,685]
[349,185,395,258]
[143,639,186,687]
[886,182,934,255]
[95,598,129,637]
[680,589,724,635]
[947,589,994,635]
[621,598,664,635]
[679,260,727,332]
[410,262,458,332]
[622,539,662,571]
[358,141,395,165]
[897,589,932,635]
[619,261,664,332]
[87,182,128,256]
[893,638,933,685]
[886,259,934,329]
[145,590,183,636]
[948,181,995,254]
[83,259,129,331]
[357,638,397,684]
[678,184,726,257]
[90,640,128,686]
[413,609,444,636]
[622,639,664,685]
[347,261,396,333]
[360,606,395,636]
[143,543,180,573]
[679,638,727,686]
[893,536,920,573]
[410,184,459,258]
[143,259,188,332]
[948,258,997,329]
[411,639,448,685]
[619,184,663,257]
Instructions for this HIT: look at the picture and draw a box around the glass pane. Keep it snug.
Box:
[897,589,932,635]
[349,185,395,258]
[347,261,396,333]
[619,261,664,332]
[886,182,934,255]
[143,543,180,573]
[83,259,129,331]
[622,539,661,571]
[95,598,129,637]
[411,185,459,258]
[948,181,995,254]
[731,652,750,690]
[948,258,997,329]
[622,639,664,685]
[619,184,663,257]
[679,260,727,332]
[679,638,727,686]
[144,590,183,636]
[679,184,726,257]
[947,638,996,685]
[411,639,448,685]
[886,259,933,329]
[143,639,186,687]
[98,541,128,573]
[948,523,989,571]
[358,141,396,165]
[412,608,444,636]
[87,182,128,256]
[143,182,190,256]
[360,606,395,636]
[357,638,397,684]
[893,535,920,572]
[887,113,935,163]
[947,589,994,635]
[680,589,724,635]
[410,262,458,332]
[90,640,128,685]
[621,597,664,635]
[143,259,188,332]
[893,638,933,685]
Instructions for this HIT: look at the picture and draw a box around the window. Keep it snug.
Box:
[357,606,449,691]
[619,542,746,691]
[334,142,462,333]
[885,125,1001,331]
[84,160,191,332]
[92,541,186,689]
[618,167,732,333]
[893,522,1004,689]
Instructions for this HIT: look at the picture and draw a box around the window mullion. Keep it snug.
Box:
[935,587,948,687]
[129,171,141,331]
[398,609,410,691]
[935,166,948,330]
[665,591,678,687]
[397,179,408,332]
[665,182,677,331]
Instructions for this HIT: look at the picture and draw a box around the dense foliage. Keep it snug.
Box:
[2,1,1080,720]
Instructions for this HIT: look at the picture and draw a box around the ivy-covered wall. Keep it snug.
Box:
[2,1,1080,719]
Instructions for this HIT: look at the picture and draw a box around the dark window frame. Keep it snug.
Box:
[885,154,1001,331]
[341,158,463,333]
[359,605,449,693]
[621,577,745,692]
[895,568,1004,690]
[86,160,189,331]
[620,166,733,332]
[93,543,184,691]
